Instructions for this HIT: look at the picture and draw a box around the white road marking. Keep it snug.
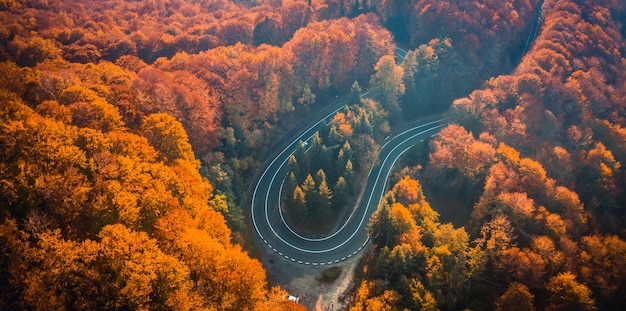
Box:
[251,106,449,262]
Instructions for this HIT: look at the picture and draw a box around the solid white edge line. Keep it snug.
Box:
[262,119,450,253]
[251,46,414,254]
[255,115,449,259]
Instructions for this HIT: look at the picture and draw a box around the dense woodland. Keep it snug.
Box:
[0,0,625,310]
[352,0,626,310]
[282,84,389,230]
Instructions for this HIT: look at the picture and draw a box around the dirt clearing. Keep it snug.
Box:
[260,246,365,311]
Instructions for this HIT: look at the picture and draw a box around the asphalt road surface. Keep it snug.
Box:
[250,47,449,266]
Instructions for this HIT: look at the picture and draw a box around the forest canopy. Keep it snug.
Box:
[353,0,626,310]
[1,0,626,310]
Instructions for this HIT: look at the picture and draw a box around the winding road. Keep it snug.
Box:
[250,47,449,266]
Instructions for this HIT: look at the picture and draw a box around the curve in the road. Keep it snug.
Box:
[251,115,449,265]
[250,47,449,266]
[276,119,447,243]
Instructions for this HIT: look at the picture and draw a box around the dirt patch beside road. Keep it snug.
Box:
[260,246,364,311]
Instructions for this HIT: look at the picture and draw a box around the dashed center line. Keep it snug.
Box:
[252,111,448,267]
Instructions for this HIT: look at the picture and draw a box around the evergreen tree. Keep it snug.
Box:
[309,132,324,172]
[301,174,316,216]
[293,140,309,176]
[309,170,332,216]
[317,178,333,216]
[350,80,363,105]
[314,169,328,186]
[344,159,354,190]
[285,172,298,206]
[327,124,341,147]
[338,141,353,167]
[310,132,334,175]
[333,176,349,209]
[367,197,395,248]
[287,155,300,181]
[292,186,308,221]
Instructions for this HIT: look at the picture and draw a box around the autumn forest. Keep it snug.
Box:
[1,0,625,310]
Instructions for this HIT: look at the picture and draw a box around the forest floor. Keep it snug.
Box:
[260,245,364,311]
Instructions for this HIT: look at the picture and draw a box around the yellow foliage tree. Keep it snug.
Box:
[142,113,198,165]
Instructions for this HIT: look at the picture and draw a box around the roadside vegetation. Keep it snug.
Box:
[350,0,626,310]
[282,83,389,232]
[1,0,625,310]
